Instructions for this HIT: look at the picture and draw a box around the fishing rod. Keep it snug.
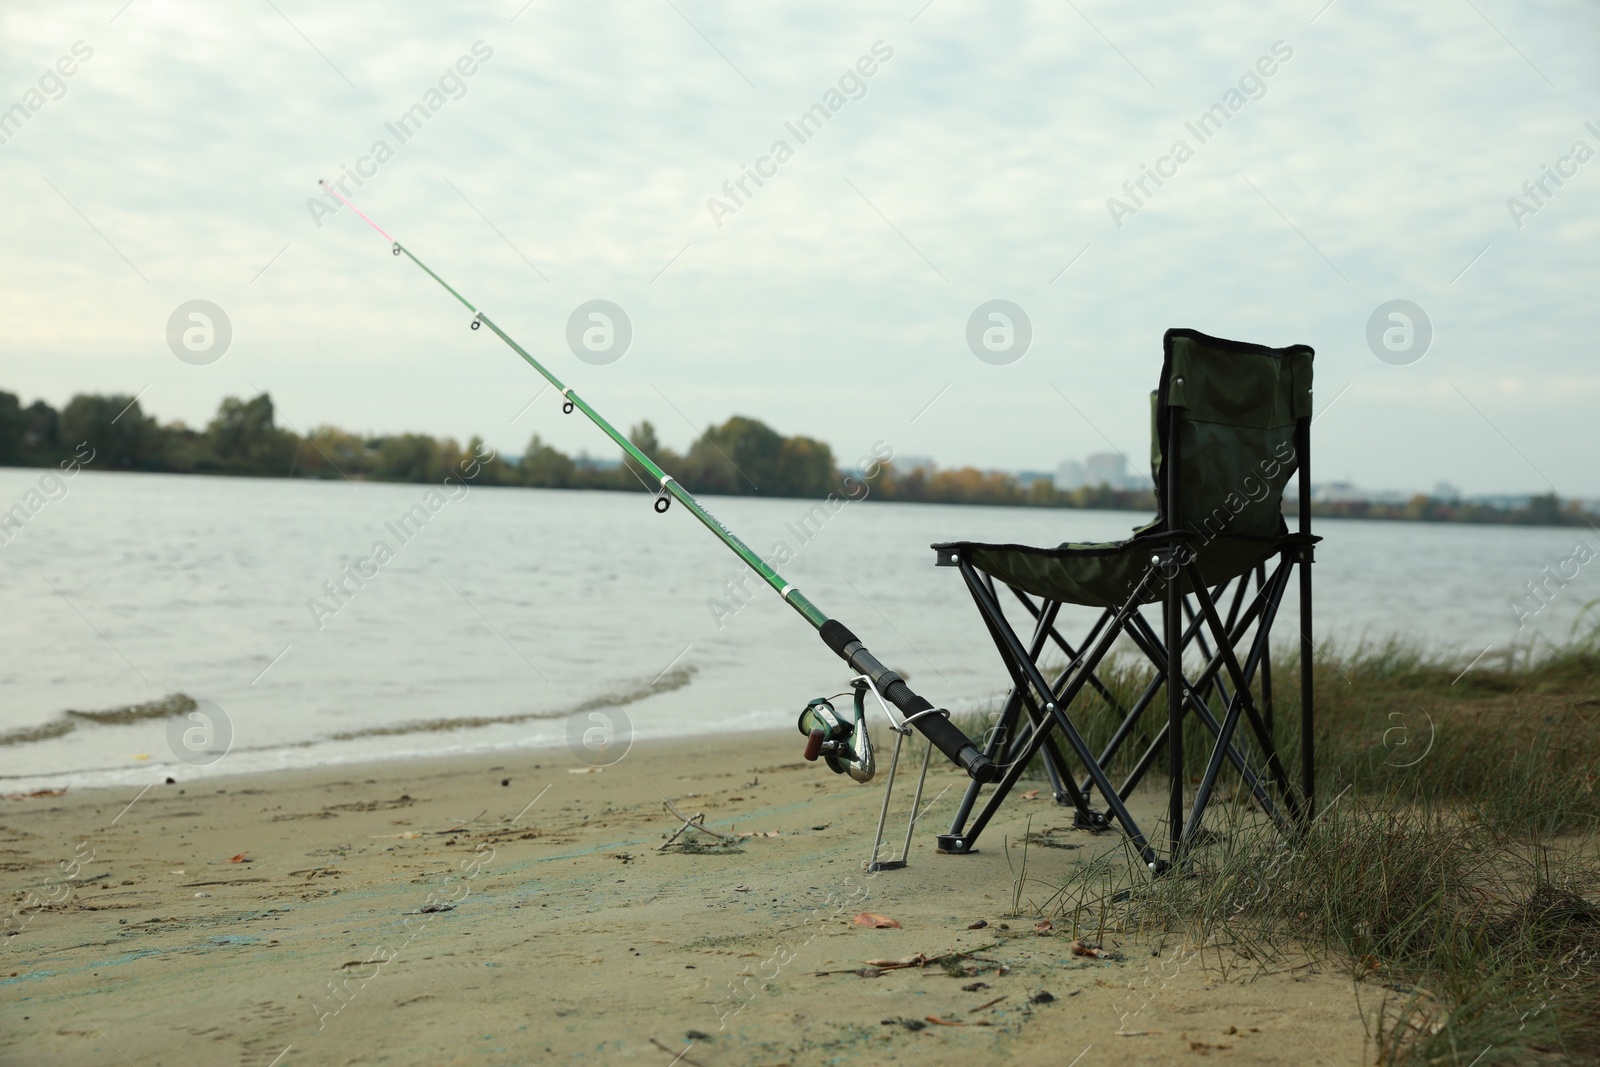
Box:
[317,180,997,785]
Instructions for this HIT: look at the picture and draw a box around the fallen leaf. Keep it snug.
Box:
[967,920,988,930]
[1034,919,1054,934]
[227,853,250,863]
[925,1015,988,1027]
[853,912,901,929]
[1070,940,1109,958]
[1021,789,1041,800]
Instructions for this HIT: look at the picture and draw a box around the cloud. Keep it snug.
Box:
[0,0,1596,494]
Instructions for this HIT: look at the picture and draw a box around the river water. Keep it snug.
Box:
[2,469,1594,789]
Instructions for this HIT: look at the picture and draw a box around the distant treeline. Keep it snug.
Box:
[1,389,1594,527]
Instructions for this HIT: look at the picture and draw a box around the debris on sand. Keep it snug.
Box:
[659,799,738,852]
[3,788,67,800]
[882,1018,927,1031]
[648,1037,706,1066]
[852,912,901,929]
[862,954,927,970]
[813,966,884,978]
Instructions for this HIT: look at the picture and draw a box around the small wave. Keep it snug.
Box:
[0,668,693,759]
[0,719,77,747]
[67,693,197,725]
[325,665,696,741]
[0,693,197,747]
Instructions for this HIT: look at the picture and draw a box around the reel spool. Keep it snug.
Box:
[797,682,875,783]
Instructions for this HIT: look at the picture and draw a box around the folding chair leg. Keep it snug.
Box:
[1299,545,1315,821]
[1164,559,1185,863]
[941,559,1165,867]
[1122,610,1289,829]
[1256,563,1275,738]
[1183,562,1304,828]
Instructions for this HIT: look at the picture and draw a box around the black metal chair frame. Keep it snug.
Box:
[934,407,1317,872]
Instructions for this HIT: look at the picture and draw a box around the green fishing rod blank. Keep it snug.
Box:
[316,180,996,784]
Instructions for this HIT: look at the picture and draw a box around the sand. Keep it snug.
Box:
[2,730,1378,1065]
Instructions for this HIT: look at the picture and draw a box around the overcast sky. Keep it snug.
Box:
[2,0,1597,496]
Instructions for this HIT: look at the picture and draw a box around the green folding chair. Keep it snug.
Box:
[932,328,1318,872]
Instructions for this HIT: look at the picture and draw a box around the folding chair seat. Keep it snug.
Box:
[932,328,1318,872]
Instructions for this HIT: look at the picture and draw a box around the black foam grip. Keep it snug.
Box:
[819,619,858,658]
[881,679,931,715]
[816,619,996,783]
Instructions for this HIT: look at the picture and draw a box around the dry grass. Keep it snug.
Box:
[969,635,1600,1063]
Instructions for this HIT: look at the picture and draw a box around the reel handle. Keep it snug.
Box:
[803,728,826,761]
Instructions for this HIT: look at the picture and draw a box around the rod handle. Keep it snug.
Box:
[818,620,997,783]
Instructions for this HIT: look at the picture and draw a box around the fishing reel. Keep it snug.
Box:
[798,680,875,783]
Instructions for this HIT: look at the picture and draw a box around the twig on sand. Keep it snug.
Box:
[648,1036,705,1066]
[659,799,736,850]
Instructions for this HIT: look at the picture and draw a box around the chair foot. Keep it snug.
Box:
[1073,808,1113,832]
[866,859,908,872]
[935,834,975,854]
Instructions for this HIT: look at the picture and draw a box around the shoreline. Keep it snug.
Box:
[3,729,1378,1065]
[1,719,802,795]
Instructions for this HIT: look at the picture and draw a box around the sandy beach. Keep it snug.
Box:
[0,729,1380,1066]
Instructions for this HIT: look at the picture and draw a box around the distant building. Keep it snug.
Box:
[1085,452,1126,487]
[1433,481,1461,502]
[1053,452,1151,492]
[1053,459,1086,491]
[1314,481,1365,504]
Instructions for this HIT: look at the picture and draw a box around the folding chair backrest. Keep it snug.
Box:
[1154,328,1314,544]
